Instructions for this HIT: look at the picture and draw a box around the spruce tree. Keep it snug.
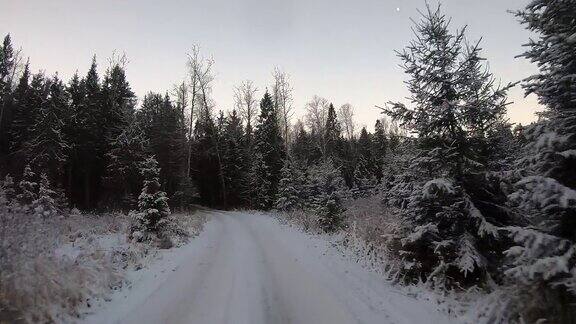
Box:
[0,35,16,158]
[292,122,322,165]
[76,57,102,208]
[191,104,225,207]
[26,75,70,182]
[354,127,377,192]
[104,120,149,209]
[275,158,306,211]
[61,71,86,205]
[307,158,346,232]
[130,156,171,241]
[324,103,342,159]
[9,62,32,155]
[101,62,136,143]
[221,110,247,207]
[383,5,510,287]
[252,91,286,209]
[497,2,576,322]
[373,119,388,181]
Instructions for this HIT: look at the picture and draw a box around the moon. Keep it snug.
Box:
[396,7,400,12]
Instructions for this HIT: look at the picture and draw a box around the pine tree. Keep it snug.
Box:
[252,91,286,209]
[383,5,509,287]
[130,156,171,241]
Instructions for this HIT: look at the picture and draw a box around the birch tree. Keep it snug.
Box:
[271,67,293,149]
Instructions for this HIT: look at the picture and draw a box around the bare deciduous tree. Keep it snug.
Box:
[271,67,293,149]
[338,103,355,141]
[304,95,329,136]
[233,80,258,138]
[187,45,215,126]
[185,45,216,177]
[172,81,188,116]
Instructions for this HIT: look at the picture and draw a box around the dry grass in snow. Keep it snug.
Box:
[0,209,206,323]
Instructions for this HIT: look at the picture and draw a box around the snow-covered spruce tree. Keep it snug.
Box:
[221,109,249,207]
[307,158,346,232]
[26,75,70,183]
[383,5,511,288]
[252,91,286,209]
[491,2,576,322]
[275,158,307,211]
[130,156,171,242]
[17,164,37,211]
[32,173,58,217]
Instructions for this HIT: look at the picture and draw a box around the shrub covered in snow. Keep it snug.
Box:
[32,173,59,217]
[17,164,38,211]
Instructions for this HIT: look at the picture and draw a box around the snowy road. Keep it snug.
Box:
[85,211,456,324]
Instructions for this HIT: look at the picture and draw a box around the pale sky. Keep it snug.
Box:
[1,0,542,130]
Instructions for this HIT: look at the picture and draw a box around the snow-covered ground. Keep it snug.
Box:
[82,210,458,324]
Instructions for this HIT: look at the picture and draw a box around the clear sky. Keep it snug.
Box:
[1,0,541,130]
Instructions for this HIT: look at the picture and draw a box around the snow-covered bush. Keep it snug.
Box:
[0,175,16,211]
[31,173,59,217]
[340,195,404,277]
[17,164,37,212]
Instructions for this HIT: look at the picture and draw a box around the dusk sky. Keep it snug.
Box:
[1,0,541,129]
